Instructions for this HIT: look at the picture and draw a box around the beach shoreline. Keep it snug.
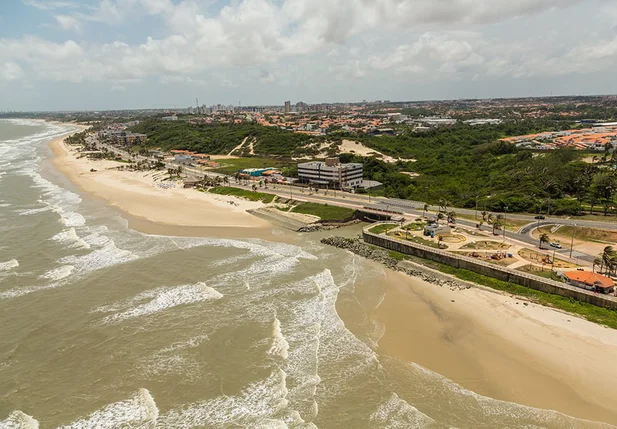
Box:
[46,126,617,426]
[48,134,274,238]
[371,266,617,426]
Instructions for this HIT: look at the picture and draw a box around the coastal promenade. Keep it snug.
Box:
[363,223,617,310]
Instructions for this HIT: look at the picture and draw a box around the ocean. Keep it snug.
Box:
[0,119,611,428]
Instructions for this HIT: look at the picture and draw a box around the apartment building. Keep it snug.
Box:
[298,157,363,189]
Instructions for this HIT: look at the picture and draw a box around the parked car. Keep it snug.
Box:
[535,215,546,220]
[549,242,562,249]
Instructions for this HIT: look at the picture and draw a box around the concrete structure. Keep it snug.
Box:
[564,271,615,294]
[424,223,452,237]
[108,131,147,146]
[364,224,617,310]
[298,157,363,189]
[161,115,178,121]
[284,101,291,113]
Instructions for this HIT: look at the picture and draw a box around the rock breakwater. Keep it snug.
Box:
[321,237,471,291]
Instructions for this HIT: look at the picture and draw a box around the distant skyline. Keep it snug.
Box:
[1,0,617,111]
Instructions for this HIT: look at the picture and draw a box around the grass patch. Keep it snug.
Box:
[517,265,563,282]
[208,187,276,203]
[292,202,355,222]
[369,223,400,234]
[536,225,617,245]
[384,249,617,329]
[211,157,293,175]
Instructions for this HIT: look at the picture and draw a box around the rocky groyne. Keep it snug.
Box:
[321,237,471,291]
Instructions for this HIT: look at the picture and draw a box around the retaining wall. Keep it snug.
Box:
[363,227,617,310]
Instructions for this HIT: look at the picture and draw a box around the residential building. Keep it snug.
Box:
[297,157,363,189]
[110,132,147,146]
[284,101,291,113]
[564,271,615,294]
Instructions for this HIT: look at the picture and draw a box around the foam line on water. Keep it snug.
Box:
[58,388,158,429]
[0,259,19,272]
[95,283,223,324]
[0,283,59,300]
[268,317,290,360]
[369,393,436,429]
[156,369,289,428]
[39,265,74,281]
[0,410,39,429]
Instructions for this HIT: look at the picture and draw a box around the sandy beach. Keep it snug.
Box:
[47,128,617,426]
[374,268,617,425]
[49,136,273,237]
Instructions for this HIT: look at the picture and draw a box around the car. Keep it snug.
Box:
[535,215,546,220]
[549,242,562,249]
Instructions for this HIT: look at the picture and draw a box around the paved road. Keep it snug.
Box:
[91,139,605,263]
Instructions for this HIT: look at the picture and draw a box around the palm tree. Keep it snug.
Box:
[423,203,429,218]
[601,246,616,276]
[493,220,503,235]
[593,256,603,274]
[447,211,456,224]
[539,233,550,250]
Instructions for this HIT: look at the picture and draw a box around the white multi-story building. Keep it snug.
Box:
[298,158,363,189]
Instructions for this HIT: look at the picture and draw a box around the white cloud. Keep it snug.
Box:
[54,14,81,31]
[0,62,24,82]
[3,0,616,94]
[23,0,79,10]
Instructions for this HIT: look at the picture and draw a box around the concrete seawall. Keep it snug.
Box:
[363,227,617,310]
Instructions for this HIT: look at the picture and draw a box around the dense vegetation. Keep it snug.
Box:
[132,118,617,216]
[350,122,617,215]
[131,119,321,156]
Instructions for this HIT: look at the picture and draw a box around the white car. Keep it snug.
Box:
[549,242,562,249]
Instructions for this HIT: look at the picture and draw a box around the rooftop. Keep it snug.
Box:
[564,271,615,289]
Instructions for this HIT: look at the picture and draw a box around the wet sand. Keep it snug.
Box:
[375,269,617,425]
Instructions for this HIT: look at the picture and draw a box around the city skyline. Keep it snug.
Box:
[2,0,617,111]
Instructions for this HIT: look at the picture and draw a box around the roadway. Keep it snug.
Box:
[92,138,606,263]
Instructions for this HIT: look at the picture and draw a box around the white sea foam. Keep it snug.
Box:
[156,369,289,428]
[97,283,223,324]
[16,206,52,216]
[60,212,86,227]
[58,388,158,429]
[59,242,137,276]
[40,265,74,281]
[0,283,59,300]
[50,228,90,249]
[370,393,436,429]
[0,410,39,429]
[268,317,290,360]
[0,259,19,272]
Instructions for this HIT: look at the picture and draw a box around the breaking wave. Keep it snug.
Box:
[57,389,158,429]
[94,282,223,324]
[0,259,19,272]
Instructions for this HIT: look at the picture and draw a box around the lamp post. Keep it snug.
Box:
[503,206,508,239]
[475,196,479,220]
[569,223,576,259]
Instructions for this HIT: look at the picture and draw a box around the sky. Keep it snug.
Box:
[1,0,617,111]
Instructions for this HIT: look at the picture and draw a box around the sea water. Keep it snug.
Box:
[0,119,612,429]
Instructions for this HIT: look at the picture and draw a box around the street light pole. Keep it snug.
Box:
[503,206,508,239]
[569,224,576,259]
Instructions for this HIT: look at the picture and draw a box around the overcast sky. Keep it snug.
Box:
[1,0,617,111]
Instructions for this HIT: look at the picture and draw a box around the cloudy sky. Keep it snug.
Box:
[1,0,617,111]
